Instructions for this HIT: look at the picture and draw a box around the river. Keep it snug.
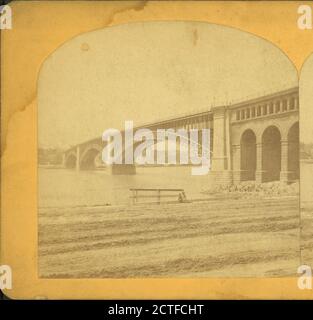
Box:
[38,166,214,208]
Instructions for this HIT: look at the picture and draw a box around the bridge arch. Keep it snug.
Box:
[287,121,299,180]
[129,129,212,166]
[262,125,281,182]
[240,129,256,181]
[80,144,103,170]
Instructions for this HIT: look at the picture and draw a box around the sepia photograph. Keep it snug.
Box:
[38,21,300,278]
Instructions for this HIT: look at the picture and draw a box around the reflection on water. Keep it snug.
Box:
[39,166,214,208]
[301,162,313,208]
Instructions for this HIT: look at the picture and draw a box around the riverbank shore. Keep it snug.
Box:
[39,195,300,278]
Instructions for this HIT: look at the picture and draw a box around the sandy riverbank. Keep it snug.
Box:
[39,195,300,278]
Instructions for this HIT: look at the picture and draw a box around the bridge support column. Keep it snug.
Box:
[256,143,265,184]
[211,106,227,171]
[76,146,80,171]
[280,140,290,183]
[232,144,241,184]
[110,164,136,175]
[62,153,66,168]
[209,106,233,186]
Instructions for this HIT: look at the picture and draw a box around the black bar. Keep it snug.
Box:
[0,299,308,319]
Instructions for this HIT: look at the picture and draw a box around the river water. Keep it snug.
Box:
[39,163,313,208]
[38,166,214,208]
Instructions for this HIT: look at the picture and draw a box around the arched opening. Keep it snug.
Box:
[240,129,256,181]
[80,148,101,170]
[65,154,77,169]
[262,126,281,182]
[288,122,299,180]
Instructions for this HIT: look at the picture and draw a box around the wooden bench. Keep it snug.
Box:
[129,188,187,205]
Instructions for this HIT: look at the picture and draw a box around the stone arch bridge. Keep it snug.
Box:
[63,87,299,185]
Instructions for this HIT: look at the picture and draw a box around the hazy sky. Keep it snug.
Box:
[300,55,313,145]
[38,21,298,148]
